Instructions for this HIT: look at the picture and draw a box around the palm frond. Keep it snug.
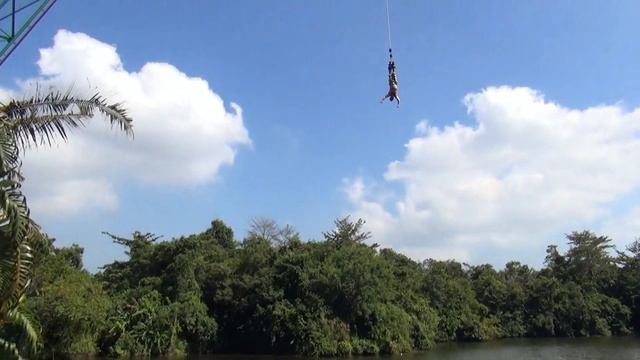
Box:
[0,244,32,320]
[1,91,133,149]
[0,177,32,323]
[0,128,20,181]
[0,177,30,246]
[0,337,24,360]
[0,89,133,359]
[5,309,39,356]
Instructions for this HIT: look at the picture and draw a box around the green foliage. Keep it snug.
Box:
[322,216,371,246]
[422,260,497,341]
[564,231,617,292]
[206,219,236,249]
[368,303,413,353]
[0,90,132,359]
[616,239,640,330]
[21,218,640,358]
[105,291,183,357]
[25,245,111,358]
[0,308,39,359]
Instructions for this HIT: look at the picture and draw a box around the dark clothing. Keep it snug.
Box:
[388,60,396,74]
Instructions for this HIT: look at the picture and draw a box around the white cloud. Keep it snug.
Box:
[346,86,640,265]
[28,179,118,217]
[343,177,395,240]
[601,206,640,251]
[3,30,250,217]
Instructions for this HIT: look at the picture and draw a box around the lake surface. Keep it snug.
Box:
[411,337,640,360]
[184,337,640,360]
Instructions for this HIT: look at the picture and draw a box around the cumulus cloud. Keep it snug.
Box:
[601,206,640,250]
[2,30,250,217]
[346,86,640,265]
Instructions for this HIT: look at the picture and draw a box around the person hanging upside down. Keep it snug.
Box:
[381,60,400,107]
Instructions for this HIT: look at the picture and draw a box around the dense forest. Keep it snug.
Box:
[17,217,640,358]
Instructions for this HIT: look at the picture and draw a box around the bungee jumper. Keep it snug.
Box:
[380,48,400,107]
[380,0,400,108]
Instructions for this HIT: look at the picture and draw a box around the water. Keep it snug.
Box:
[408,337,640,360]
[186,337,640,360]
[85,337,639,360]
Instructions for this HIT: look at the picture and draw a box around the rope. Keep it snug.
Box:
[386,0,392,53]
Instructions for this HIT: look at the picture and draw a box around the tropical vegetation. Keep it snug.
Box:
[23,217,640,358]
[0,91,132,359]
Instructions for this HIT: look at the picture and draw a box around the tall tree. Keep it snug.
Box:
[564,231,616,292]
[617,239,640,330]
[0,91,132,359]
[322,216,371,247]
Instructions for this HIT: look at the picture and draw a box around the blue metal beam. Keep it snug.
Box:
[0,0,56,67]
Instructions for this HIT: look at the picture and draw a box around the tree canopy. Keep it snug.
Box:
[21,218,640,358]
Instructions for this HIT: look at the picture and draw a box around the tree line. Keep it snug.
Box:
[17,217,640,358]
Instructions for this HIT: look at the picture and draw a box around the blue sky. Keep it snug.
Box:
[3,1,640,270]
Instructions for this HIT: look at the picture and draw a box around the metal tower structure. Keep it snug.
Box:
[0,0,56,67]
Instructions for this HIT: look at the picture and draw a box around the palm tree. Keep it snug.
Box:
[0,91,133,359]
